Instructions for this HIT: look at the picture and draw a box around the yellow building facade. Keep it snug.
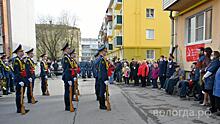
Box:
[105,0,171,61]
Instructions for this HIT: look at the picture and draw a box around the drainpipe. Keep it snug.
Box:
[169,11,177,62]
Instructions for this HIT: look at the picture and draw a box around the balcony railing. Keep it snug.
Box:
[114,36,122,48]
[113,0,122,10]
[113,15,122,29]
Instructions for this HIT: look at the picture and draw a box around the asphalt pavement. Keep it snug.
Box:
[0,77,145,124]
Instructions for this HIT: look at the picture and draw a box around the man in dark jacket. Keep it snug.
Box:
[159,55,167,89]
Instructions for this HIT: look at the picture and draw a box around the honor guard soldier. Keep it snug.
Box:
[40,53,50,96]
[97,45,109,110]
[25,48,38,104]
[61,43,75,111]
[1,54,11,95]
[70,49,80,101]
[0,57,5,97]
[13,44,29,114]
[8,59,15,93]
[93,51,101,101]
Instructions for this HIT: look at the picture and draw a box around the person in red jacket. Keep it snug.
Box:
[138,60,149,87]
[107,60,115,84]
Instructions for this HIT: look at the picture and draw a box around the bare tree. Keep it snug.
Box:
[36,12,80,60]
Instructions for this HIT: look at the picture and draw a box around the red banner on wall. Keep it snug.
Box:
[186,44,205,62]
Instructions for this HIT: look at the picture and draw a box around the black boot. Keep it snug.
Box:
[96,94,100,101]
[99,97,107,110]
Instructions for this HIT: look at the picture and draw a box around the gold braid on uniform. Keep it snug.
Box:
[2,61,10,71]
[104,58,109,70]
[28,58,36,68]
[15,58,25,71]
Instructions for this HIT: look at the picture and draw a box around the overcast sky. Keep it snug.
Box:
[34,0,109,38]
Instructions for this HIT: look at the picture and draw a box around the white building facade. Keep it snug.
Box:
[80,38,98,61]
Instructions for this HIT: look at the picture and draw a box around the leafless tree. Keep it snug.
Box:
[36,12,80,60]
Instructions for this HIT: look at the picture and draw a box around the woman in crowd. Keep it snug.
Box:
[201,47,213,106]
[108,60,115,84]
[203,51,220,112]
[138,60,149,87]
[213,65,220,116]
[151,62,159,88]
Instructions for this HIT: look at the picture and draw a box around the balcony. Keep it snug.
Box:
[107,22,113,38]
[106,9,113,22]
[113,15,122,29]
[107,30,112,38]
[113,0,122,10]
[114,36,122,48]
[163,0,203,11]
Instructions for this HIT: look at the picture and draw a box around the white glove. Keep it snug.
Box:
[28,78,32,82]
[104,81,109,85]
[68,81,72,86]
[19,82,24,87]
[45,76,48,79]
[74,78,77,81]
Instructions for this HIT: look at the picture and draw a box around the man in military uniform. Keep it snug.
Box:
[8,59,15,93]
[97,45,108,110]
[0,57,5,97]
[40,53,49,96]
[93,51,101,101]
[13,44,29,114]
[25,48,38,103]
[70,49,80,101]
[1,54,11,95]
[61,43,74,111]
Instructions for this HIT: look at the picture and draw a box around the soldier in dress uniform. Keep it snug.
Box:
[70,49,80,101]
[40,53,49,96]
[13,44,29,114]
[1,54,11,95]
[93,51,101,101]
[8,58,15,93]
[97,45,109,110]
[61,43,74,111]
[25,48,38,103]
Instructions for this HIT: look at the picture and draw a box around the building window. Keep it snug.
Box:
[108,44,113,50]
[146,29,155,40]
[186,9,212,44]
[146,50,155,60]
[146,9,154,18]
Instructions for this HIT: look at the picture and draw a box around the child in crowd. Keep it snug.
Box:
[151,62,159,88]
[123,63,130,85]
